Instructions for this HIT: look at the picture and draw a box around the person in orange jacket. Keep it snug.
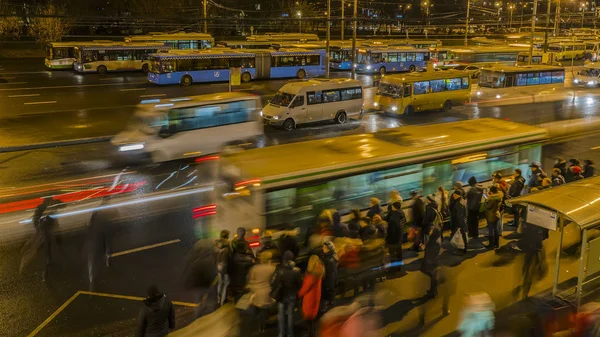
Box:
[298,254,324,337]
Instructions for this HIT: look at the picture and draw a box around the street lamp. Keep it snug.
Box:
[521,2,527,27]
[581,3,586,28]
[495,1,502,29]
[422,0,431,26]
[297,11,302,33]
[508,4,515,28]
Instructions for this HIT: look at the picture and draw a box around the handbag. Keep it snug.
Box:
[450,229,465,250]
[235,292,253,311]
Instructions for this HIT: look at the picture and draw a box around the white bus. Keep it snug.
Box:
[112,92,263,163]
[548,42,586,60]
[45,42,78,69]
[262,79,364,131]
[73,42,170,74]
[124,32,214,49]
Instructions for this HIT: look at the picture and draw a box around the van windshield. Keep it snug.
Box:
[128,114,167,135]
[377,82,403,98]
[270,92,295,107]
[579,68,600,76]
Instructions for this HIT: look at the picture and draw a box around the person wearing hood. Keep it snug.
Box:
[298,255,324,337]
[247,251,276,333]
[583,159,596,178]
[332,210,349,238]
[386,201,406,265]
[484,186,502,250]
[347,209,362,239]
[359,217,378,241]
[466,176,483,239]
[554,157,568,177]
[230,227,255,302]
[366,198,383,219]
[565,159,583,183]
[551,168,566,186]
[422,194,440,234]
[386,190,402,221]
[214,230,231,306]
[528,162,546,189]
[411,191,425,230]
[371,214,387,239]
[320,241,339,315]
[421,226,442,297]
[449,182,465,211]
[271,251,302,337]
[450,189,468,254]
[507,168,526,228]
[136,285,175,337]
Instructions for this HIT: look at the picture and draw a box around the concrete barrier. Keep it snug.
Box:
[0,136,112,153]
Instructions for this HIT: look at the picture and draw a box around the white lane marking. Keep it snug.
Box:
[140,93,166,98]
[591,146,600,150]
[24,101,57,105]
[0,81,27,85]
[109,239,181,258]
[0,82,147,92]
[120,88,146,92]
[9,93,40,98]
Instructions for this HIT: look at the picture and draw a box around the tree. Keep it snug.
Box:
[28,3,72,44]
[0,2,21,40]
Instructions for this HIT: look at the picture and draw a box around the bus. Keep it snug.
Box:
[216,40,277,49]
[448,46,529,67]
[355,46,430,75]
[73,42,170,74]
[214,118,546,243]
[374,70,471,116]
[476,64,565,101]
[329,41,356,70]
[430,47,456,67]
[111,92,262,163]
[124,32,214,49]
[548,42,586,60]
[247,33,319,42]
[516,52,561,66]
[147,48,326,85]
[381,39,443,48]
[45,42,78,69]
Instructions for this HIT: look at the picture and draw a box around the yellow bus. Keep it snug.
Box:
[448,46,530,67]
[374,70,471,116]
[548,42,586,60]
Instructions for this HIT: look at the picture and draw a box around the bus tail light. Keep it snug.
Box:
[193,204,217,218]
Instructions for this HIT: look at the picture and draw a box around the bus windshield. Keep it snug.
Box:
[270,92,295,107]
[478,71,504,88]
[548,46,563,52]
[128,114,167,135]
[579,68,600,76]
[378,82,403,98]
[357,51,369,64]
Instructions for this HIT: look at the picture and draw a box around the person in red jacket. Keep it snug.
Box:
[298,254,324,337]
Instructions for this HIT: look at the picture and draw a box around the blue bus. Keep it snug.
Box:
[148,48,326,85]
[330,41,355,71]
[355,46,430,75]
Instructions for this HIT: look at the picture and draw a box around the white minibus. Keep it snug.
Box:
[262,79,364,131]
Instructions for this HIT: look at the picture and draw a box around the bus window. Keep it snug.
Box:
[446,78,462,91]
[414,81,429,94]
[407,53,416,61]
[371,53,381,63]
[552,71,564,83]
[462,77,469,89]
[516,73,527,86]
[430,79,446,93]
[527,72,540,85]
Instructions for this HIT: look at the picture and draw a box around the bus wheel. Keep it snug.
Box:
[335,111,347,124]
[409,65,416,72]
[296,69,306,79]
[181,75,193,86]
[379,67,386,75]
[283,118,295,131]
[142,63,149,72]
[241,72,252,83]
[443,100,453,112]
[97,65,107,74]
[403,105,414,117]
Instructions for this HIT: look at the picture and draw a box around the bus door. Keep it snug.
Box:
[255,52,271,80]
[401,83,413,112]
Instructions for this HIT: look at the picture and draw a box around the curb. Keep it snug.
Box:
[0,136,113,153]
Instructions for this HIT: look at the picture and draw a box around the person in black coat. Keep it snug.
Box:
[466,176,483,238]
[320,241,338,314]
[411,191,426,250]
[422,195,439,232]
[554,157,568,177]
[136,285,175,337]
[347,209,362,239]
[229,227,255,302]
[332,211,349,238]
[278,229,300,260]
[583,160,596,178]
[421,227,442,297]
[450,189,468,253]
[386,201,406,265]
[271,251,302,337]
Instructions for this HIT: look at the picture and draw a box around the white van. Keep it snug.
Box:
[574,62,600,87]
[112,92,263,162]
[262,78,364,131]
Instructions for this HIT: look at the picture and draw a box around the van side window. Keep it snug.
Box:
[307,91,322,104]
[323,90,340,103]
[291,95,304,107]
[341,87,363,100]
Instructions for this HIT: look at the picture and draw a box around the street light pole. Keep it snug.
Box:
[351,0,357,79]
[521,3,525,27]
[528,0,538,65]
[544,0,551,52]
[554,0,560,36]
[326,0,331,78]
[509,4,514,28]
[297,11,302,32]
[341,0,345,40]
[203,0,207,33]
[465,0,471,46]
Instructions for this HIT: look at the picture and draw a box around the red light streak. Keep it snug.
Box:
[234,178,261,187]
[194,156,220,163]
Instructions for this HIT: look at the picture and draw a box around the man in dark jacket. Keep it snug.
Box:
[229,227,255,302]
[386,201,406,265]
[421,227,442,297]
[508,168,526,228]
[528,162,546,190]
[271,251,302,337]
[136,285,175,337]
[332,211,349,238]
[554,157,567,177]
[583,160,595,178]
[449,182,465,211]
[320,241,338,314]
[422,195,440,236]
[450,189,468,253]
[466,176,483,238]
[565,159,582,183]
[411,191,425,250]
[278,229,300,259]
[551,168,566,187]
[214,230,231,306]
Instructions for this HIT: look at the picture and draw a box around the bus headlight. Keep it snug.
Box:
[119,143,145,152]
[373,102,378,107]
[588,80,596,86]
[496,94,501,99]
[391,106,398,112]
[476,91,481,96]
[259,110,263,116]
[574,79,580,84]
[366,65,372,70]
[272,116,279,120]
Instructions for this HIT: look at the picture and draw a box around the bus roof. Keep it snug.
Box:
[548,41,586,46]
[278,78,362,93]
[247,33,319,42]
[482,64,565,73]
[137,92,259,114]
[125,32,214,42]
[380,70,469,84]
[222,118,547,189]
[75,42,167,49]
[357,46,422,53]
[47,42,79,47]
[150,47,321,59]
[449,46,529,53]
